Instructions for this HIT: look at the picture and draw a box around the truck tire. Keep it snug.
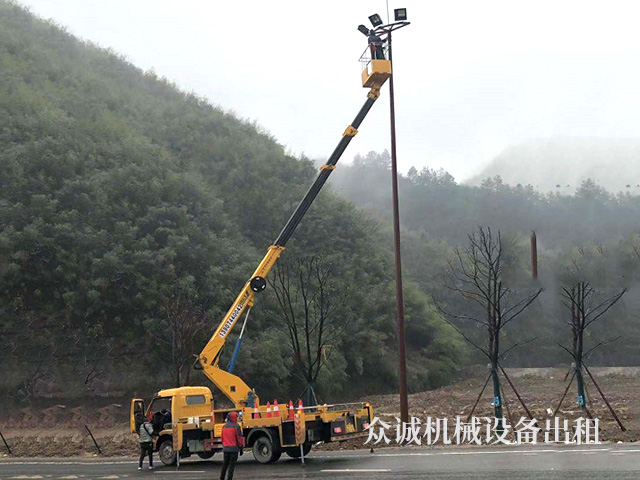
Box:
[158,439,177,466]
[197,451,215,460]
[285,443,311,458]
[252,435,282,464]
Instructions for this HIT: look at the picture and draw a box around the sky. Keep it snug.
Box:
[17,0,640,182]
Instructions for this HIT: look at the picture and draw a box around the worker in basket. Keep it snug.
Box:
[368,30,386,59]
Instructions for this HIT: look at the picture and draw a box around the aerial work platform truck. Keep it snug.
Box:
[130,48,392,466]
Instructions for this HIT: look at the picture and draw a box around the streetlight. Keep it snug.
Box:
[394,8,408,21]
[360,9,411,425]
[368,13,383,27]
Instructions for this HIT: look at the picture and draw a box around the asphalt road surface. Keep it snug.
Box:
[2,444,640,479]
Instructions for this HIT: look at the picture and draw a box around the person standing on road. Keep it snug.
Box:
[220,412,244,480]
[138,414,155,471]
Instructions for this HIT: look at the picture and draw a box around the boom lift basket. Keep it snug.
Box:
[359,45,391,89]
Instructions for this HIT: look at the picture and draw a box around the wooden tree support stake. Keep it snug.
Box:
[554,370,576,417]
[583,364,626,432]
[499,363,536,422]
[499,383,516,442]
[466,372,492,423]
[85,425,102,455]
[0,428,11,455]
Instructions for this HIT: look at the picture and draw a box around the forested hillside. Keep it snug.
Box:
[3,0,639,413]
[330,151,640,366]
[0,1,460,407]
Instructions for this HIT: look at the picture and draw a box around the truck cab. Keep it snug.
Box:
[130,386,220,465]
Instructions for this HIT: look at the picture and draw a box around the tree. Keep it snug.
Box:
[408,166,456,186]
[352,150,391,170]
[437,227,542,428]
[149,281,209,387]
[268,257,349,405]
[555,281,627,429]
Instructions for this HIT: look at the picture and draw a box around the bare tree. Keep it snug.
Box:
[63,321,116,390]
[152,287,209,387]
[7,303,57,402]
[437,227,542,428]
[269,257,349,405]
[555,281,627,430]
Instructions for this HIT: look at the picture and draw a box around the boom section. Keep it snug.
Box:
[197,245,284,406]
[197,87,384,409]
[275,88,381,247]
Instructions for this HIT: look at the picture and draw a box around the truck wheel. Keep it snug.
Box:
[197,451,215,460]
[158,439,177,466]
[252,435,282,464]
[285,443,311,458]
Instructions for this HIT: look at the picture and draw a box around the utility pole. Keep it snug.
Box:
[387,28,409,425]
[359,8,410,424]
[531,231,538,279]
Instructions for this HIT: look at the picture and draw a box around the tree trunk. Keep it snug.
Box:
[305,381,316,406]
[575,282,587,412]
[491,332,504,431]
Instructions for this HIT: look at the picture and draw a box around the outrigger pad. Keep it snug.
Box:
[250,276,267,292]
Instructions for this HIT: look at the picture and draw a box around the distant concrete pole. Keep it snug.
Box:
[387,29,409,425]
[531,231,538,279]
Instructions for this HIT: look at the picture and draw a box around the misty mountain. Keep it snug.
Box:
[330,150,640,367]
[467,138,640,194]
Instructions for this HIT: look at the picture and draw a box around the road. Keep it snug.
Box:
[2,444,640,479]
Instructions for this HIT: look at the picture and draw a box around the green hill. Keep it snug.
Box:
[0,1,460,406]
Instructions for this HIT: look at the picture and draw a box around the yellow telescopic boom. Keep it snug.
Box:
[198,60,391,409]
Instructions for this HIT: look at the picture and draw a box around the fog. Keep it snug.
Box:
[469,138,640,194]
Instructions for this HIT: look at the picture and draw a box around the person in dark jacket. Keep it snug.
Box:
[368,30,386,59]
[138,414,155,470]
[220,412,244,480]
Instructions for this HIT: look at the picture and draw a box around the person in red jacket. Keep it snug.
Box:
[220,412,244,480]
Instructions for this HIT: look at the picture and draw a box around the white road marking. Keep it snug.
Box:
[155,472,205,474]
[1,462,131,466]
[440,449,560,456]
[376,449,561,457]
[0,446,629,470]
[558,449,610,453]
[370,447,613,458]
[321,469,391,473]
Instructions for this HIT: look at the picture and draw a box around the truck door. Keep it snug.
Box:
[130,398,145,434]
